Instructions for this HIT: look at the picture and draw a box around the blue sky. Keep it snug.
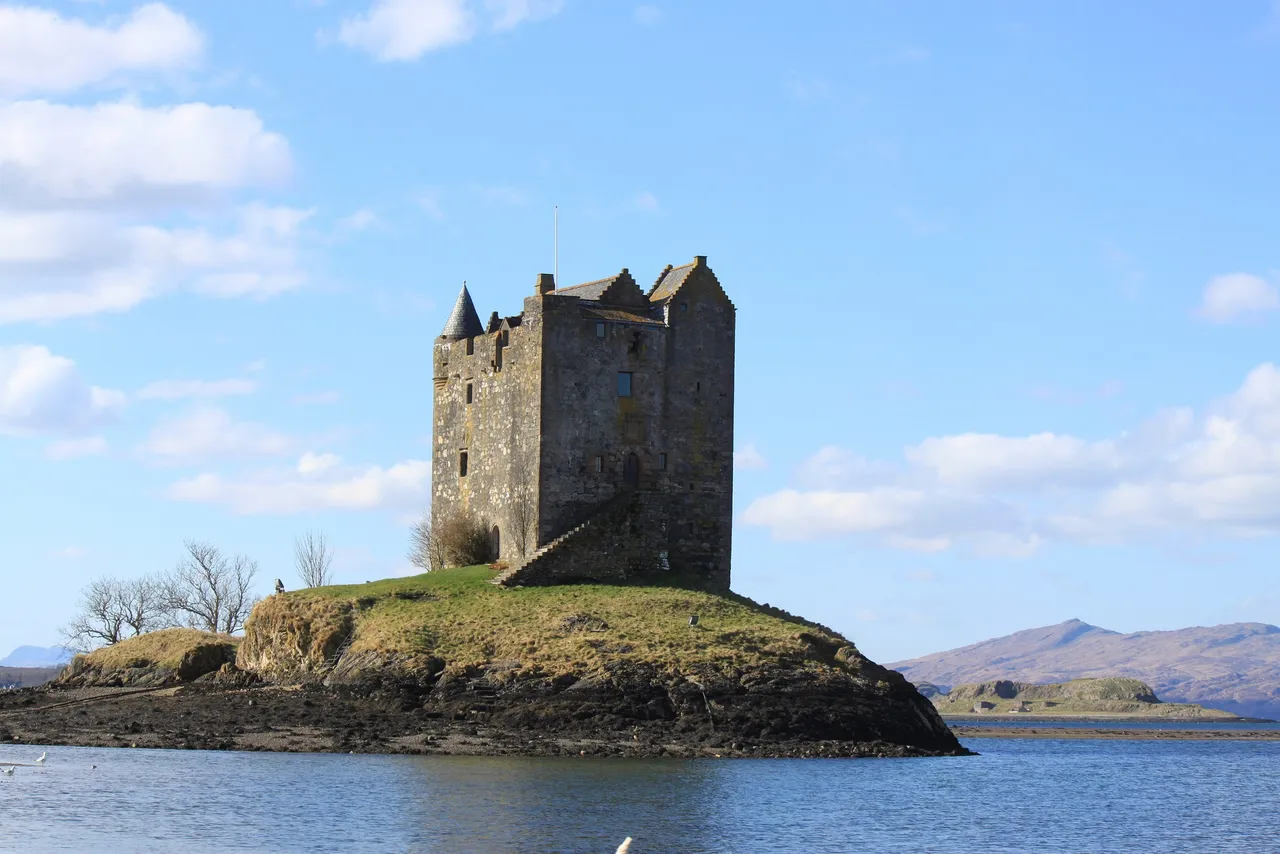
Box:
[3,0,1280,663]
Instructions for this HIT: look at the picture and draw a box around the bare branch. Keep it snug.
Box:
[294,530,334,588]
[408,510,446,572]
[59,575,171,653]
[162,539,260,635]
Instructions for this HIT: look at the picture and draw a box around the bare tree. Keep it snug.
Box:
[294,530,334,588]
[59,576,168,653]
[162,540,260,635]
[408,510,446,571]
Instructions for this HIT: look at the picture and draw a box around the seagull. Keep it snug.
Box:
[34,751,47,765]
[1,766,13,777]
[616,839,632,854]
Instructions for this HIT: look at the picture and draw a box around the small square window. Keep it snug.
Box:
[659,453,667,471]
[596,322,606,338]
[594,455,604,473]
[465,383,473,404]
[617,372,632,397]
[459,451,469,477]
[680,302,688,312]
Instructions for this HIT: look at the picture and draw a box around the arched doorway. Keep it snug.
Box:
[490,525,500,561]
[623,453,639,488]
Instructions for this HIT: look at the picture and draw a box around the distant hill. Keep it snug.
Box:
[0,645,73,668]
[890,619,1280,720]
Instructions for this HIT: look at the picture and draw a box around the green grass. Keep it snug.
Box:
[76,628,238,671]
[264,565,859,677]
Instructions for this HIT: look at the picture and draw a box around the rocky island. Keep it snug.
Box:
[0,567,967,758]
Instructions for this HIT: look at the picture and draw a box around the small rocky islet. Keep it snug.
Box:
[0,567,968,759]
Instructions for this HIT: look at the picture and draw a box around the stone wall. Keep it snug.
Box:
[534,294,671,544]
[432,314,542,563]
[656,264,735,589]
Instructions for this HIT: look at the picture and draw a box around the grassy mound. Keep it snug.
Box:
[935,677,1236,718]
[58,628,239,687]
[240,566,859,679]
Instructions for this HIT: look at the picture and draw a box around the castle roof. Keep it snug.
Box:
[554,269,648,307]
[440,284,485,339]
[648,261,696,302]
[581,305,665,326]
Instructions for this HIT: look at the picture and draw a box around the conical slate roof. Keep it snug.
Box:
[440,284,484,339]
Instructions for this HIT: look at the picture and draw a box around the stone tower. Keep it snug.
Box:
[431,255,735,590]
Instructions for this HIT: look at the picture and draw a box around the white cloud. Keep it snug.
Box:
[142,406,293,461]
[137,378,258,400]
[744,363,1280,556]
[334,0,564,61]
[336,0,476,61]
[0,203,312,322]
[633,5,663,26]
[0,3,203,96]
[635,191,659,213]
[0,345,124,435]
[45,435,108,459]
[733,444,767,471]
[1195,272,1278,323]
[337,208,379,232]
[486,0,562,31]
[54,546,87,559]
[0,100,291,206]
[170,455,432,513]
[414,190,445,221]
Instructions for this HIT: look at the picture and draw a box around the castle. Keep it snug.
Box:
[431,255,735,589]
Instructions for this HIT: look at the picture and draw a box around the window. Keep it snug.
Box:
[594,455,604,473]
[659,453,667,471]
[465,337,474,355]
[459,451,468,477]
[596,322,606,338]
[695,381,701,393]
[617,372,632,397]
[465,383,473,404]
[680,302,688,312]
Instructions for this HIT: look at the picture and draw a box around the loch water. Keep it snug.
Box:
[1,736,1277,853]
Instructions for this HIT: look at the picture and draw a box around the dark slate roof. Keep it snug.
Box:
[581,306,665,326]
[649,262,695,302]
[554,276,617,301]
[440,285,484,339]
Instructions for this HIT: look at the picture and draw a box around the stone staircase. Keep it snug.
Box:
[491,515,597,586]
[492,491,659,587]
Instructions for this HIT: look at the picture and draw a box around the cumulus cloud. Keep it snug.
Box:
[0,3,203,96]
[743,363,1280,556]
[1195,273,1279,323]
[0,345,125,435]
[170,454,432,513]
[45,435,109,460]
[0,100,291,206]
[136,378,259,401]
[0,203,312,323]
[334,0,563,61]
[142,407,293,461]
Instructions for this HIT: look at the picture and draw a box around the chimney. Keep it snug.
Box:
[535,273,556,295]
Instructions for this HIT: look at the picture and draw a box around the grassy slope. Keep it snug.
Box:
[74,628,238,671]
[283,566,860,677]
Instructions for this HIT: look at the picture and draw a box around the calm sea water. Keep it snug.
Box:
[1,737,1278,854]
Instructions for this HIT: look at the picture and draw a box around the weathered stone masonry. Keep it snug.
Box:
[431,255,735,590]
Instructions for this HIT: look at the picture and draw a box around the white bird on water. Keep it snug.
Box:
[34,751,47,765]
[615,839,632,854]
[1,766,13,777]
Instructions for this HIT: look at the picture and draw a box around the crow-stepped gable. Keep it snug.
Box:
[432,255,735,589]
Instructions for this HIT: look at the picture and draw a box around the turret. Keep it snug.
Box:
[440,283,484,340]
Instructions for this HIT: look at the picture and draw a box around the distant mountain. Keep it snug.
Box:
[0,645,74,668]
[890,619,1280,720]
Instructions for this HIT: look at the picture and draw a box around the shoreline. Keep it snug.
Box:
[952,725,1280,741]
[0,683,968,760]
[941,713,1271,724]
